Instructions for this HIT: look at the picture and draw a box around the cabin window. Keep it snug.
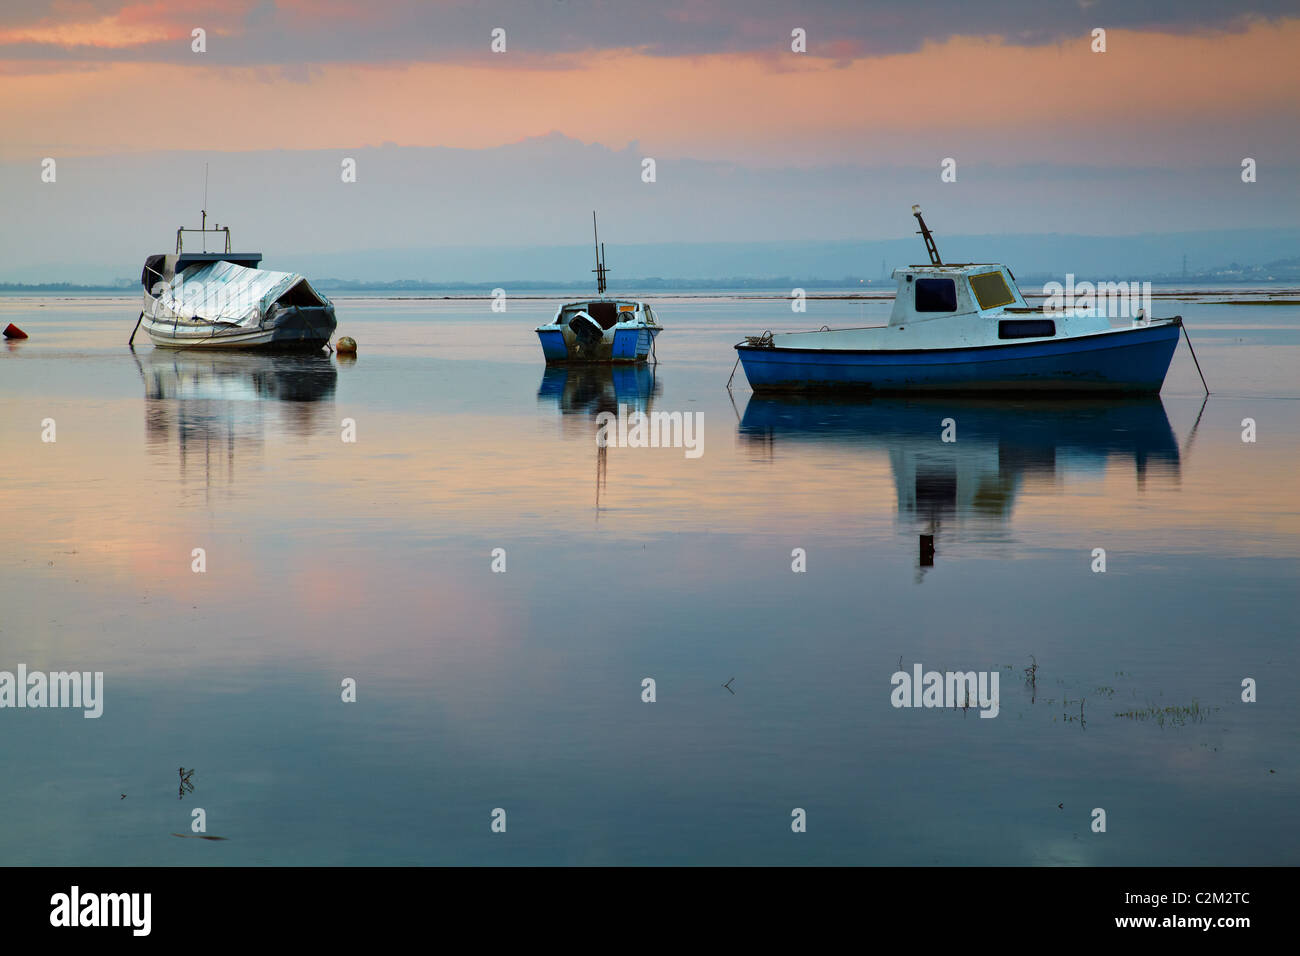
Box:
[998,319,1056,339]
[970,271,1016,310]
[915,278,957,312]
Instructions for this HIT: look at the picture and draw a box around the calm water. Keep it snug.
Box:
[1,292,1297,865]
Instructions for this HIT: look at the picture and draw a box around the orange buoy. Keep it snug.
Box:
[3,323,28,339]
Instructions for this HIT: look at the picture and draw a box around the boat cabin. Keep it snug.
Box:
[142,252,263,292]
[887,263,1108,341]
[141,217,262,293]
[889,264,1028,324]
[550,299,659,330]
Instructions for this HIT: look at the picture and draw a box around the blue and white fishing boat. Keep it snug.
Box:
[535,213,662,364]
[734,207,1184,394]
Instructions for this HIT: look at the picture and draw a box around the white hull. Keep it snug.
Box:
[142,315,289,349]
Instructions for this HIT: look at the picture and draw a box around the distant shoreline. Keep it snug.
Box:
[4,279,1300,297]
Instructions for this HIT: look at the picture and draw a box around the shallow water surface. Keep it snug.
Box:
[1,292,1297,864]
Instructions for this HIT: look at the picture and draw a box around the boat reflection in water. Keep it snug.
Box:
[537,364,661,508]
[137,351,337,494]
[738,396,1181,578]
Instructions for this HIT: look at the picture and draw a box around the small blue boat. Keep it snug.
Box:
[535,213,662,364]
[735,207,1182,394]
[536,298,662,363]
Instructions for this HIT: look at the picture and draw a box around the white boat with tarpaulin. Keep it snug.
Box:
[134,215,336,351]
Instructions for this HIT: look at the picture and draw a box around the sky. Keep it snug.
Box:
[1,1,1298,282]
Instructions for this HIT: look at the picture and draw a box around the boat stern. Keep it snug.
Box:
[537,327,570,362]
[537,309,659,364]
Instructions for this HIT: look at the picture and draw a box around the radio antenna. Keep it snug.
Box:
[912,204,942,266]
[592,211,609,295]
[202,163,209,252]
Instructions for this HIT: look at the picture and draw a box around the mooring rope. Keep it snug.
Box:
[1176,316,1210,394]
[728,330,772,389]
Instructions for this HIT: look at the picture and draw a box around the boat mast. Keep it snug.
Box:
[202,163,208,252]
[912,204,942,266]
[176,162,233,255]
[592,211,609,295]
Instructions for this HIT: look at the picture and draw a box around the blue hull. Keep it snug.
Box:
[537,326,660,363]
[537,329,569,362]
[736,322,1180,394]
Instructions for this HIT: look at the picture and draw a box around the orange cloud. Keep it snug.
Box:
[2,18,1297,166]
[0,1,239,49]
[0,15,175,48]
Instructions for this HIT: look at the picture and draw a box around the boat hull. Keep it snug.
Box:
[736,322,1181,394]
[537,324,660,364]
[142,304,336,351]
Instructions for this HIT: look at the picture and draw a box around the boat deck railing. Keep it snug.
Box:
[177,225,232,255]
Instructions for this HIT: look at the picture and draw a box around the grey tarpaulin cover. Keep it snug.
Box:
[149,260,333,328]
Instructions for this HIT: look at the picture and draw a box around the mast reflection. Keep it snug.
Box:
[739,396,1181,578]
[137,351,338,499]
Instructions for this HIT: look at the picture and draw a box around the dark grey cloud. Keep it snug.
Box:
[0,1,126,29]
[1,0,1296,67]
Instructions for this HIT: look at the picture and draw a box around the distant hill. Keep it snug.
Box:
[5,232,1300,291]
[2,139,1297,284]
